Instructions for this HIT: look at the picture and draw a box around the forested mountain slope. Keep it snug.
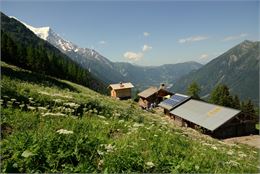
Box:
[1,12,105,93]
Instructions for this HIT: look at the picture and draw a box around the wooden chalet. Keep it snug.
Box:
[169,99,257,138]
[108,82,134,100]
[138,84,173,109]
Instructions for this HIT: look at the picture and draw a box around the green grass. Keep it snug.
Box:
[256,124,260,130]
[1,62,259,173]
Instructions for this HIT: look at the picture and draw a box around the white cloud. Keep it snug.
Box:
[98,40,107,44]
[223,33,248,41]
[179,36,208,44]
[142,44,152,52]
[199,54,209,59]
[124,51,143,61]
[144,32,150,37]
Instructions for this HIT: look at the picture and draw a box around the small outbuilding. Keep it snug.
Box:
[138,85,173,109]
[158,93,191,115]
[108,82,134,100]
[169,99,256,138]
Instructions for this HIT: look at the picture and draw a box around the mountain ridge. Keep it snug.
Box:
[171,40,259,104]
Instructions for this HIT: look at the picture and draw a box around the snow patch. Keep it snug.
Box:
[10,16,50,40]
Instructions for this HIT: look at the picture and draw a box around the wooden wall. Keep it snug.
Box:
[111,88,132,99]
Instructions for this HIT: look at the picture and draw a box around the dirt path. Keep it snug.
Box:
[223,135,260,149]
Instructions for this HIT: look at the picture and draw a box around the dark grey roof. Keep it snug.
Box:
[170,99,241,131]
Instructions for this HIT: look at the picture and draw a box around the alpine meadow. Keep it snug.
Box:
[1,1,259,173]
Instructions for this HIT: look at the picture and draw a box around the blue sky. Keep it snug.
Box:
[1,1,259,66]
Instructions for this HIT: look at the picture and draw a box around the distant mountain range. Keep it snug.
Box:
[112,61,202,89]
[12,16,202,90]
[171,40,259,104]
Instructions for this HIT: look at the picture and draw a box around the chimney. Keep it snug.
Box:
[160,83,165,89]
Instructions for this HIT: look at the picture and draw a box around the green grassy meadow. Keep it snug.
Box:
[1,62,259,173]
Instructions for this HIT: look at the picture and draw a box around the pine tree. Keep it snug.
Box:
[241,100,256,120]
[187,81,201,99]
[209,84,233,107]
[26,45,35,67]
[232,95,241,109]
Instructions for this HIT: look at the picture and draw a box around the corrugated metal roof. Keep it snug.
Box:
[158,93,190,110]
[138,87,158,98]
[108,82,134,90]
[170,99,241,131]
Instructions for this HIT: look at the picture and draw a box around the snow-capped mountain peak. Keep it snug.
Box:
[9,15,113,69]
[10,16,77,52]
[10,16,50,40]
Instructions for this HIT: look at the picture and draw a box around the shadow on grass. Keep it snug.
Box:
[1,66,79,92]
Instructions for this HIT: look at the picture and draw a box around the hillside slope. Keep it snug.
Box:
[1,12,105,93]
[1,61,259,173]
[171,40,260,103]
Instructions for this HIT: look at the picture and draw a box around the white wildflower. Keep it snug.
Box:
[211,145,218,150]
[29,101,35,105]
[12,163,18,168]
[56,129,73,135]
[133,123,144,127]
[127,145,134,148]
[93,109,98,113]
[225,160,240,167]
[227,150,234,155]
[28,97,33,100]
[98,159,104,169]
[146,124,154,130]
[141,138,146,141]
[97,150,104,156]
[202,142,211,146]
[19,104,25,108]
[21,150,34,158]
[42,112,66,117]
[154,134,158,137]
[195,165,200,170]
[63,102,80,108]
[104,144,115,152]
[146,161,155,168]
[160,121,168,125]
[38,91,50,95]
[53,99,63,103]
[238,152,247,158]
[118,120,124,123]
[114,113,121,117]
[98,115,106,119]
[28,106,36,110]
[53,93,72,99]
[103,121,109,125]
[129,127,138,132]
[11,98,16,102]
